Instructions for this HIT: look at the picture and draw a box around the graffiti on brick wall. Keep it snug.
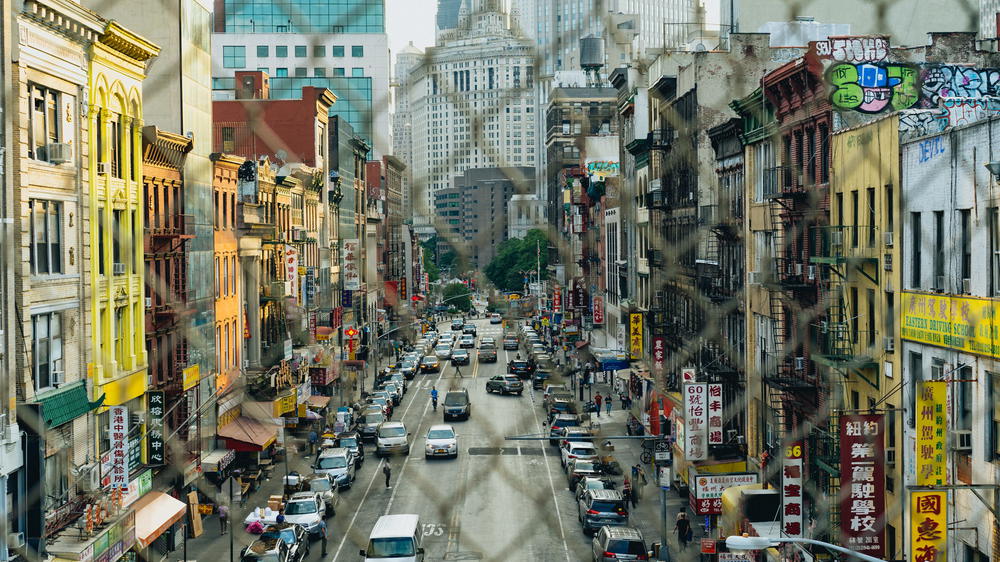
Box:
[939,97,1000,127]
[899,110,947,141]
[812,36,889,63]
[920,66,1000,106]
[828,63,920,113]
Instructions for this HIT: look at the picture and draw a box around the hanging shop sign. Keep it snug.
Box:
[342,239,361,290]
[707,383,724,445]
[592,295,604,325]
[683,383,707,461]
[652,337,665,375]
[691,472,758,515]
[839,414,886,559]
[781,441,804,537]
[182,364,199,391]
[108,406,129,490]
[285,244,299,300]
[629,312,643,360]
[915,381,946,485]
[341,290,353,308]
[553,287,562,313]
[147,391,165,466]
[910,491,947,562]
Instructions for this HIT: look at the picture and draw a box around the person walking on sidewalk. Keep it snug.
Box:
[307,428,318,456]
[675,511,692,549]
[218,503,229,534]
[594,394,603,416]
[383,463,392,489]
[622,478,637,509]
[605,393,613,415]
[319,518,328,556]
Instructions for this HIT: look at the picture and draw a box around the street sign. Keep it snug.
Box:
[700,539,717,554]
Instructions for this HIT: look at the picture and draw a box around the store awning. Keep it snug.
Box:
[574,340,590,349]
[217,416,278,452]
[134,491,187,548]
[202,449,236,472]
[307,395,331,409]
[34,380,104,429]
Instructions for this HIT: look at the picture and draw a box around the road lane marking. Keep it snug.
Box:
[527,373,572,562]
[384,367,446,515]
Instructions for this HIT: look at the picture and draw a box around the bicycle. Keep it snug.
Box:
[432,398,438,412]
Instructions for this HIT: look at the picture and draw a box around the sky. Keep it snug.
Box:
[386,0,438,65]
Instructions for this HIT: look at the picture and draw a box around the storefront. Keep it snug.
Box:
[202,449,236,486]
[47,508,136,562]
[132,491,188,561]
[216,415,278,462]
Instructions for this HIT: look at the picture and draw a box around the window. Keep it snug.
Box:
[231,255,237,295]
[222,46,245,68]
[908,351,922,427]
[992,208,1000,296]
[215,257,220,298]
[851,190,859,247]
[98,209,105,276]
[934,211,944,288]
[351,67,364,77]
[313,45,325,57]
[960,209,971,285]
[256,45,269,57]
[29,200,62,275]
[275,45,288,58]
[990,372,1000,460]
[256,67,269,74]
[867,289,875,348]
[32,312,62,390]
[295,67,307,77]
[275,68,288,77]
[29,84,63,161]
[114,306,126,365]
[851,286,859,343]
[111,210,124,272]
[351,45,364,57]
[333,67,345,76]
[221,126,235,152]
[332,45,345,57]
[314,67,326,77]
[108,113,122,178]
[867,187,876,247]
[956,366,973,431]
[224,257,230,296]
[294,45,306,57]
[911,212,921,288]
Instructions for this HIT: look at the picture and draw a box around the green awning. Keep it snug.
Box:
[35,381,105,428]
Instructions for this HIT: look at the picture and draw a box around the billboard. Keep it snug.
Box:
[839,415,885,559]
[683,383,707,461]
[691,472,758,515]
[629,312,643,360]
[342,239,361,290]
[901,291,1000,359]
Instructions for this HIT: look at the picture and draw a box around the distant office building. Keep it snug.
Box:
[210,0,390,156]
[392,42,424,214]
[436,0,463,38]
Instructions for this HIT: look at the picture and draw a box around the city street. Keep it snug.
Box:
[175,316,688,561]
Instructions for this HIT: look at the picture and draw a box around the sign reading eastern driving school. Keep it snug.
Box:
[901,291,1000,359]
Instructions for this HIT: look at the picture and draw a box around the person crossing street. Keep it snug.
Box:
[383,462,392,489]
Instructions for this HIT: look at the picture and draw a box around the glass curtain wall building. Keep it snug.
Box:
[221,0,384,33]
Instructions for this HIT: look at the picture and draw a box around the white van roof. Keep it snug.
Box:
[370,514,419,539]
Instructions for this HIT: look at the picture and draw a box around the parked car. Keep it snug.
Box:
[420,355,440,373]
[443,389,471,421]
[578,490,629,535]
[451,349,471,365]
[502,335,519,350]
[548,399,579,419]
[549,414,582,445]
[313,448,356,489]
[375,421,410,457]
[560,441,599,469]
[591,526,650,561]
[438,333,455,347]
[575,476,614,502]
[335,431,364,468]
[399,360,418,380]
[281,492,327,538]
[532,368,552,390]
[388,373,407,394]
[543,384,569,400]
[486,375,523,395]
[305,474,341,516]
[358,410,386,441]
[567,459,602,491]
[424,424,458,459]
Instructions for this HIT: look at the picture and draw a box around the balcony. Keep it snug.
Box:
[762,166,803,199]
[762,258,818,291]
[153,289,190,320]
[150,214,194,239]
[810,311,877,381]
[810,226,879,267]
[648,128,675,151]
[645,179,667,210]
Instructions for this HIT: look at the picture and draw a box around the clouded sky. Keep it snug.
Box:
[386,0,438,65]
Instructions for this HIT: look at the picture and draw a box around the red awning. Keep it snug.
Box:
[217,416,278,452]
[574,340,590,349]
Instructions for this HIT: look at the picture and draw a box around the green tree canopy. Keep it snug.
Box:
[422,245,440,282]
[442,282,473,312]
[483,229,549,293]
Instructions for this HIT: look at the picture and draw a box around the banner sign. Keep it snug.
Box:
[400,277,407,300]
[284,244,299,300]
[839,415,885,559]
[342,239,361,290]
[782,441,804,537]
[683,383,707,461]
[901,291,1000,359]
[592,295,604,325]
[916,381,947,485]
[341,290,353,308]
[910,491,947,562]
[182,364,199,391]
[147,392,165,466]
[572,287,585,309]
[705,383,724,445]
[553,287,562,313]
[629,312,643,360]
[108,406,130,490]
[691,472,758,515]
[652,337,666,375]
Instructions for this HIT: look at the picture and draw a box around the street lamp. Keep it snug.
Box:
[725,535,888,562]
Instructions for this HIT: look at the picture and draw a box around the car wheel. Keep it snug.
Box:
[517,391,523,396]
[405,447,410,455]
[425,454,431,460]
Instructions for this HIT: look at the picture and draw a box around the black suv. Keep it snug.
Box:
[443,389,471,421]
[451,320,464,331]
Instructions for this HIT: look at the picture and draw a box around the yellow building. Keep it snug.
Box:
[212,154,243,393]
[88,22,159,452]
[824,115,904,553]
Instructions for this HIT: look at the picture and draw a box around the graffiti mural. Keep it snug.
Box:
[939,96,1000,127]
[828,63,920,113]
[813,36,889,63]
[920,66,1000,106]
[898,110,947,141]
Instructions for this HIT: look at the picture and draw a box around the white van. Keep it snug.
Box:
[360,514,424,561]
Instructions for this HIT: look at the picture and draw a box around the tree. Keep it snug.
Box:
[484,229,549,292]
[422,245,440,282]
[442,282,472,312]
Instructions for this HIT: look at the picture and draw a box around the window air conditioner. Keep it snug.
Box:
[794,357,806,371]
[952,430,972,452]
[145,297,152,308]
[807,265,817,280]
[885,448,896,467]
[7,532,24,550]
[51,370,64,385]
[43,143,72,164]
[831,230,844,247]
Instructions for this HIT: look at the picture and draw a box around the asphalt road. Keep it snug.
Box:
[181,314,685,562]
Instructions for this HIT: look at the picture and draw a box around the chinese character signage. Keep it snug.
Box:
[147,392,165,466]
[285,244,299,300]
[572,287,585,309]
[901,291,1000,359]
[182,364,199,392]
[839,415,885,558]
[341,290,353,308]
[782,441,804,537]
[400,277,407,300]
[342,238,361,290]
[629,312,643,360]
[652,337,665,375]
[553,287,562,313]
[707,383,724,445]
[911,491,947,562]
[108,406,129,490]
[691,472,758,515]
[916,381,946,485]
[592,295,604,325]
[683,383,707,461]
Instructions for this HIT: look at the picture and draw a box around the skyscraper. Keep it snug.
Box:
[392,42,424,213]
[436,0,463,38]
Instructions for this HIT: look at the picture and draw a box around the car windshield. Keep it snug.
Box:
[261,527,297,544]
[590,500,623,512]
[607,539,647,555]
[554,419,579,428]
[401,361,415,368]
[573,461,596,471]
[422,356,436,363]
[378,426,406,438]
[585,480,607,490]
[444,392,468,406]
[435,345,449,351]
[364,413,385,424]
[428,429,455,439]
[572,446,595,455]
[284,500,317,515]
[512,361,528,368]
[453,351,467,356]
[339,437,358,448]
[367,537,416,557]
[317,456,348,469]
[309,478,332,492]
[504,376,520,382]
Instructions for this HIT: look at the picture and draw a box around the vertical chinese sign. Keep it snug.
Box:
[553,287,562,313]
[651,337,666,376]
[109,406,130,490]
[839,415,885,558]
[683,383,707,461]
[284,244,299,300]
[592,295,604,325]
[912,380,947,562]
[342,239,361,291]
[707,383,724,445]
[147,392,165,466]
[629,312,643,360]
[782,441,804,537]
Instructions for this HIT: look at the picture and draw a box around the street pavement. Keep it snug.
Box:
[171,315,697,561]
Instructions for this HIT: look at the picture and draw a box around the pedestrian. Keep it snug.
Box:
[675,511,692,548]
[218,503,229,534]
[383,462,392,489]
[594,393,603,416]
[307,427,318,456]
[619,392,627,410]
[605,393,613,414]
[319,518,328,556]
